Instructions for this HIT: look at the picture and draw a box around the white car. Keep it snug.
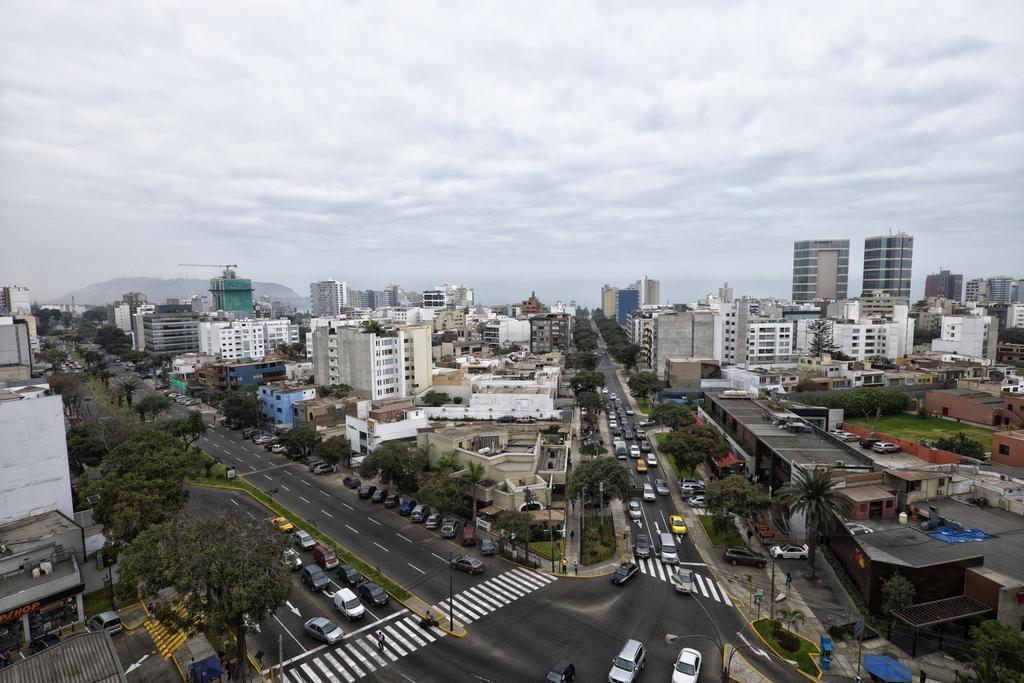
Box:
[642,484,656,502]
[769,543,809,560]
[625,408,635,415]
[872,441,901,453]
[629,445,641,459]
[628,500,642,520]
[602,387,609,394]
[830,430,858,442]
[672,648,702,683]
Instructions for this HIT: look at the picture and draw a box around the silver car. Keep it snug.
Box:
[304,617,343,644]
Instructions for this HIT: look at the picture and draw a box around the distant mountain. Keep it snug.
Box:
[50,277,303,307]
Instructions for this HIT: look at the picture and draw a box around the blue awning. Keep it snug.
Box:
[863,655,912,682]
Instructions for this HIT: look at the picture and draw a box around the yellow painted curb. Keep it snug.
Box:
[748,617,822,681]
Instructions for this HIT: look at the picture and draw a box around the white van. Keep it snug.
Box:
[658,532,679,564]
[333,587,365,621]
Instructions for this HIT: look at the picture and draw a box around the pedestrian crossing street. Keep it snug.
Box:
[635,558,733,606]
[279,568,557,682]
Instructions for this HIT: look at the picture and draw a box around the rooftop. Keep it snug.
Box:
[0,510,79,549]
[0,631,127,683]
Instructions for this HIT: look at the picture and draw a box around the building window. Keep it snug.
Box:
[998,444,1010,455]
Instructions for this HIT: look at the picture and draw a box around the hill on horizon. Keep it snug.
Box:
[49,277,303,307]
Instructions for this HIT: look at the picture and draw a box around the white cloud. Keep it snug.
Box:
[1,1,1021,303]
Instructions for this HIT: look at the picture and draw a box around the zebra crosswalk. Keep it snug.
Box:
[277,568,557,682]
[635,558,733,606]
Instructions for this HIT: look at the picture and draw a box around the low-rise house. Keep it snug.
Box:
[345,399,429,454]
[259,382,317,427]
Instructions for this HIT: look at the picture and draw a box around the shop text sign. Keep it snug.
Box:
[0,601,42,624]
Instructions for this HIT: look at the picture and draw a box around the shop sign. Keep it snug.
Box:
[0,584,84,624]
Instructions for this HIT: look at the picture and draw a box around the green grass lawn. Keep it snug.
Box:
[847,414,994,448]
[83,588,114,619]
[634,397,652,415]
[581,514,617,566]
[752,618,820,678]
[698,515,744,547]
[529,540,561,560]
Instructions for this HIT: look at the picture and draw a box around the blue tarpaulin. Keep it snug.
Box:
[189,655,224,683]
[863,655,912,682]
[927,525,993,544]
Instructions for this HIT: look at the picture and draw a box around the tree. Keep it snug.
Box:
[167,411,207,450]
[495,510,532,559]
[282,424,321,458]
[138,394,171,422]
[575,391,606,423]
[565,458,630,507]
[935,432,986,458]
[775,608,806,635]
[415,471,463,519]
[566,351,599,371]
[880,572,915,620]
[48,372,85,419]
[420,391,451,407]
[462,461,486,526]
[316,435,351,468]
[118,377,141,407]
[360,442,428,493]
[116,513,292,681]
[627,371,664,400]
[661,429,711,474]
[999,327,1024,345]
[806,319,838,358]
[223,388,260,428]
[705,476,770,532]
[968,619,1024,683]
[651,402,695,431]
[799,388,912,417]
[361,320,383,335]
[777,468,852,579]
[612,343,642,371]
[569,370,605,395]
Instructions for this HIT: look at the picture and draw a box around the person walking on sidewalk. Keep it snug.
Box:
[376,630,386,653]
[919,670,927,683]
[573,560,579,575]
[785,572,792,590]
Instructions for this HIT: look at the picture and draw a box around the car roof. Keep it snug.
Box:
[308,616,331,627]
[620,639,643,656]
[678,648,700,662]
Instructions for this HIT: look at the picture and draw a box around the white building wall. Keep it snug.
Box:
[262,319,299,348]
[111,303,133,334]
[1008,304,1024,329]
[0,395,74,524]
[931,315,997,359]
[199,320,266,360]
[483,319,531,346]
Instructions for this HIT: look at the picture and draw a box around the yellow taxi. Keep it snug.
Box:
[636,459,648,473]
[272,516,294,533]
[669,515,687,535]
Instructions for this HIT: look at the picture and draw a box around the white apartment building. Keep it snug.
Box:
[421,290,447,308]
[1008,304,1024,329]
[312,324,433,400]
[0,285,31,315]
[482,318,531,346]
[199,320,265,360]
[931,315,999,360]
[111,302,132,334]
[346,399,430,454]
[745,321,795,364]
[262,318,300,348]
[795,316,914,362]
[310,279,348,316]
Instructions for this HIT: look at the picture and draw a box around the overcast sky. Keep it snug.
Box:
[2,2,1022,306]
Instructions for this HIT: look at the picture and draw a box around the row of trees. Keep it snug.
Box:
[799,388,912,417]
[593,310,641,370]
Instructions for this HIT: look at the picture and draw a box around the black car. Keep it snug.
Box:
[479,537,497,556]
[451,554,484,574]
[723,545,767,568]
[357,484,377,499]
[496,415,517,423]
[27,633,61,654]
[546,658,576,682]
[633,534,652,559]
[611,562,639,585]
[357,581,389,607]
[337,563,362,587]
[343,475,361,488]
[300,565,330,592]
[370,488,388,503]
[859,436,880,449]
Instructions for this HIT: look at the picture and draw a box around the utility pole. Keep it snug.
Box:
[769,554,777,622]
[448,551,454,630]
[599,481,605,531]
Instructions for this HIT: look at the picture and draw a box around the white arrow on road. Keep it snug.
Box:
[125,654,149,674]
[633,519,643,528]
[739,633,770,659]
[286,600,301,617]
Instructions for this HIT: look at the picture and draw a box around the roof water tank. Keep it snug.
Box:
[898,512,908,526]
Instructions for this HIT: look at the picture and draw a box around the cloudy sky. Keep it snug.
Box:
[2,2,1022,306]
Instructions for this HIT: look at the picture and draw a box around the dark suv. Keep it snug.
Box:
[633,533,652,559]
[858,436,880,449]
[723,545,767,568]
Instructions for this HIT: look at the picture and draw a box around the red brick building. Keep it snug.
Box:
[992,431,1024,469]
[925,389,1005,426]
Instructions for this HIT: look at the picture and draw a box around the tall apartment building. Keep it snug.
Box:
[482,318,531,347]
[141,307,201,354]
[965,278,989,304]
[988,276,1019,304]
[862,232,913,298]
[601,285,618,318]
[923,269,963,302]
[122,291,148,310]
[422,289,447,308]
[635,276,660,306]
[312,324,432,400]
[0,285,31,314]
[652,311,717,380]
[199,320,265,360]
[931,315,999,360]
[791,239,850,301]
[310,279,348,316]
[529,314,573,354]
[209,268,254,317]
[0,317,33,381]
[615,289,640,326]
[105,302,133,333]
[744,320,795,364]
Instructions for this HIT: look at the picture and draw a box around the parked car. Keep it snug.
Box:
[254,435,273,445]
[357,484,377,499]
[384,493,400,508]
[282,548,303,571]
[845,521,875,536]
[655,479,670,496]
[672,647,702,683]
[872,441,901,453]
[300,565,330,592]
[859,436,880,449]
[770,543,809,560]
[634,533,652,559]
[370,488,388,503]
[293,530,316,551]
[830,430,859,442]
[27,633,61,654]
[410,504,426,522]
[87,611,123,636]
[628,500,642,519]
[357,581,389,607]
[461,523,477,546]
[272,516,294,533]
[608,639,646,683]
[546,659,576,683]
[637,419,655,427]
[440,519,457,538]
[686,495,706,508]
[311,462,336,475]
[313,544,339,570]
[303,617,343,644]
[306,459,324,472]
[679,478,703,492]
[271,444,288,454]
[398,497,416,515]
[337,563,362,587]
[611,562,639,586]
[343,475,361,488]
[425,511,441,529]
[332,588,366,621]
[723,545,767,568]
[452,554,484,574]
[496,415,517,423]
[480,537,497,556]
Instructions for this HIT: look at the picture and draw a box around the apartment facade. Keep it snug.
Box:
[615,288,640,326]
[529,314,573,354]
[924,270,963,302]
[258,382,317,427]
[791,239,850,301]
[310,279,348,316]
[0,318,32,381]
[600,285,618,318]
[482,318,531,347]
[931,315,999,360]
[199,320,266,360]
[141,309,201,354]
[313,325,425,400]
[653,310,717,380]
[862,232,913,297]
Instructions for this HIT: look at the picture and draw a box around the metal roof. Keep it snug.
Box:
[0,631,126,683]
[892,595,991,628]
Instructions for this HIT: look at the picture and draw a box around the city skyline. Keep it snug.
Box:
[3,3,1023,304]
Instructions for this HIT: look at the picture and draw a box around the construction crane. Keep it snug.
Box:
[178,263,238,277]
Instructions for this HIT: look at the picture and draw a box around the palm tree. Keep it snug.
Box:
[119,378,141,407]
[777,468,852,580]
[776,608,806,635]
[464,461,485,527]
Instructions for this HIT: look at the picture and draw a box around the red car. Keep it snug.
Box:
[461,523,476,546]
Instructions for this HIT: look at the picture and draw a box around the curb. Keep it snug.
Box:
[747,616,823,682]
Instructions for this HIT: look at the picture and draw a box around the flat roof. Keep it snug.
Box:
[842,484,895,503]
[0,510,79,547]
[887,470,949,482]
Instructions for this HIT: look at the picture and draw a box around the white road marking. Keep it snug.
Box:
[273,614,308,652]
[366,517,381,525]
[374,542,390,553]
[345,524,360,534]
[281,485,291,491]
[230,499,239,506]
[408,563,425,574]
[319,489,329,496]
[299,496,311,503]
[321,509,333,518]
[395,533,413,543]
[342,503,354,510]
[263,475,273,481]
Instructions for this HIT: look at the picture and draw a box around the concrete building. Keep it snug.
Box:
[309,279,348,316]
[600,285,618,318]
[1008,304,1024,330]
[312,324,432,400]
[931,315,999,360]
[431,309,467,334]
[635,275,660,306]
[0,318,32,381]
[987,276,1018,304]
[796,313,915,362]
[199,319,265,360]
[421,290,447,308]
[791,239,850,301]
[529,314,572,354]
[924,269,963,302]
[197,359,286,396]
[652,311,717,379]
[421,369,561,421]
[664,358,721,388]
[109,303,132,334]
[615,288,640,326]
[862,232,913,298]
[519,292,546,316]
[262,318,299,348]
[139,306,200,354]
[965,278,989,304]
[258,382,317,427]
[402,325,434,397]
[482,318,531,347]
[0,286,31,317]
[346,399,430,454]
[209,268,254,317]
[744,320,795,364]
